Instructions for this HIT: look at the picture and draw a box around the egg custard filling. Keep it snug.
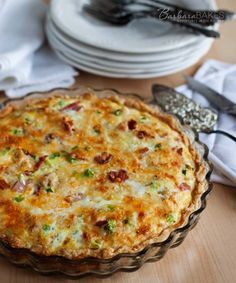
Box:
[0,92,206,259]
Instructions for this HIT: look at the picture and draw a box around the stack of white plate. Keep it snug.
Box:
[46,0,217,79]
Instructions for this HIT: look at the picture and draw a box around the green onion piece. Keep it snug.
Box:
[150,180,158,190]
[46,187,54,193]
[186,164,194,171]
[58,100,66,108]
[72,230,79,236]
[66,155,77,163]
[155,143,162,149]
[24,117,33,125]
[140,116,148,122]
[14,195,24,203]
[105,219,117,233]
[71,146,79,151]
[12,128,24,136]
[83,168,95,178]
[49,152,60,160]
[90,239,102,249]
[107,205,115,211]
[182,169,187,176]
[96,110,102,114]
[42,224,51,232]
[113,109,122,116]
[123,218,132,226]
[148,179,168,196]
[0,147,10,156]
[167,214,176,224]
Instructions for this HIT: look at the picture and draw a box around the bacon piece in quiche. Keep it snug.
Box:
[83,232,92,242]
[63,117,75,134]
[117,121,127,131]
[93,124,102,134]
[34,156,48,171]
[70,151,87,161]
[136,130,155,139]
[95,220,108,227]
[136,147,149,155]
[94,152,113,165]
[34,184,42,196]
[61,102,83,112]
[107,169,129,183]
[23,149,36,159]
[177,148,183,156]
[24,170,34,176]
[0,179,10,190]
[136,130,149,139]
[136,224,150,235]
[138,211,145,218]
[128,119,137,130]
[12,181,26,192]
[65,193,85,203]
[45,133,57,143]
[179,182,191,191]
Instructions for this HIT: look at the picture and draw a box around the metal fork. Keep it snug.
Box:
[92,0,236,26]
[84,3,220,38]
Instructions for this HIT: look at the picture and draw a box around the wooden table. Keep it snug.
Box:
[0,0,235,282]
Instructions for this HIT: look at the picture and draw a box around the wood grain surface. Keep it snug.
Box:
[0,0,236,282]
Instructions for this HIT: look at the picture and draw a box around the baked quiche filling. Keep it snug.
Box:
[0,93,204,259]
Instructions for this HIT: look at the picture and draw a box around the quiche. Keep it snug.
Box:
[0,91,207,260]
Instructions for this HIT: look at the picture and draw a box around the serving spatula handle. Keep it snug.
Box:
[204,130,236,143]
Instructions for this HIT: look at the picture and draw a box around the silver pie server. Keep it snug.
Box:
[152,84,236,143]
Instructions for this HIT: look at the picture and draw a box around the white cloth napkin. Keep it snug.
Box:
[0,0,45,72]
[177,60,236,187]
[0,0,78,97]
[6,46,78,98]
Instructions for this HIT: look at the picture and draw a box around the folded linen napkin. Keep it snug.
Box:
[0,0,45,72]
[0,0,77,97]
[177,60,236,187]
[5,46,78,98]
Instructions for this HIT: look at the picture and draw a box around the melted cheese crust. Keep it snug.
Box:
[0,93,204,259]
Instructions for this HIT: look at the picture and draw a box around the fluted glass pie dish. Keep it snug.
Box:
[0,86,212,279]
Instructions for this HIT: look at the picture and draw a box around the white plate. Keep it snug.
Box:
[50,0,216,53]
[52,41,212,78]
[47,23,212,73]
[47,16,213,64]
[46,21,211,69]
